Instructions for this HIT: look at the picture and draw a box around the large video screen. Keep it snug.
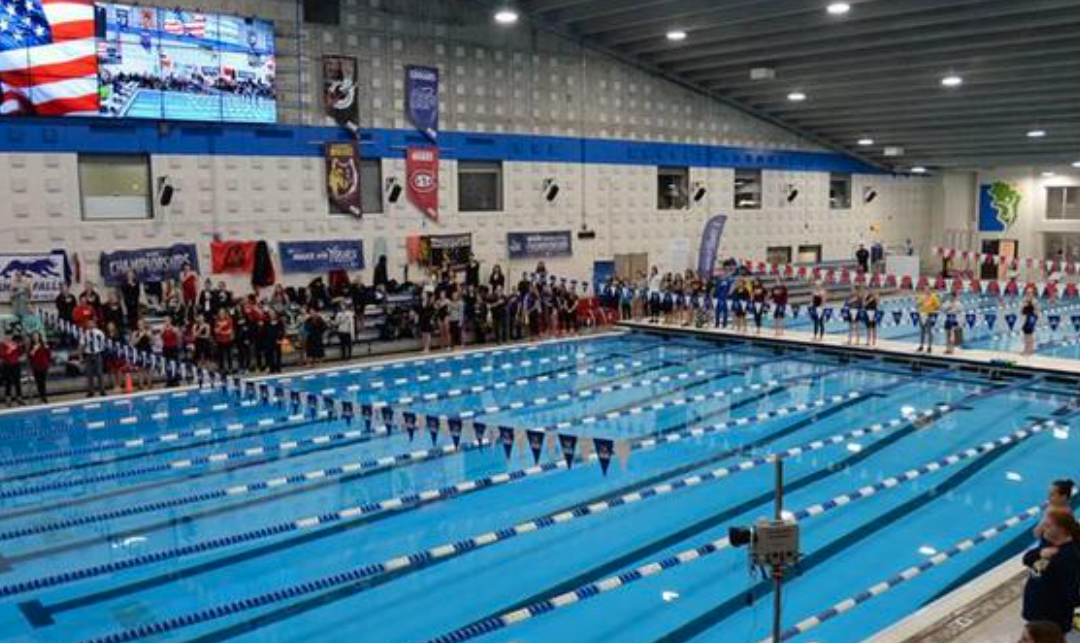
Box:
[0,2,276,123]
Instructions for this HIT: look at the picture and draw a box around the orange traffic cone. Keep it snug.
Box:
[124,372,134,395]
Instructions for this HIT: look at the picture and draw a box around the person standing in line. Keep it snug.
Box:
[263,311,285,374]
[120,270,141,331]
[28,332,51,404]
[490,286,508,344]
[750,279,767,336]
[447,289,465,349]
[915,284,941,354]
[180,263,199,320]
[419,293,437,352]
[811,282,827,341]
[770,280,788,337]
[1035,480,1075,542]
[863,287,880,347]
[846,285,864,346]
[54,284,77,345]
[213,309,235,374]
[855,244,870,274]
[1022,508,1080,634]
[81,319,107,398]
[303,308,327,365]
[1021,289,1040,357]
[9,271,32,325]
[131,320,154,390]
[942,292,963,355]
[0,333,24,407]
[161,318,181,387]
[334,304,356,361]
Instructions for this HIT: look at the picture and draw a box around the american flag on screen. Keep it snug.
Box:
[0,0,98,116]
[162,10,205,38]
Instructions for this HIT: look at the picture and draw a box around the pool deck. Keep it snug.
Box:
[621,319,1080,643]
[618,320,1080,379]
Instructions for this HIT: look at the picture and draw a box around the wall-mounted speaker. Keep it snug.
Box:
[157,176,174,207]
[786,185,799,203]
[386,178,403,204]
[542,178,560,203]
[692,182,707,203]
[863,187,878,204]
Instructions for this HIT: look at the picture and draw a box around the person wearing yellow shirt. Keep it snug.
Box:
[916,284,941,353]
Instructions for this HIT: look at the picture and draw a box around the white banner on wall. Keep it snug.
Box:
[0,252,66,303]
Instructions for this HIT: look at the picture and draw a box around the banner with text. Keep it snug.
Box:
[508,231,573,260]
[99,244,199,286]
[326,142,363,218]
[407,146,440,222]
[279,240,365,274]
[405,65,440,141]
[419,233,472,268]
[322,56,360,130]
[211,241,257,274]
[0,252,66,303]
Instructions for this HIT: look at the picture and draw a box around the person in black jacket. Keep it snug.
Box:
[261,312,284,373]
[1023,508,1080,633]
[120,270,141,329]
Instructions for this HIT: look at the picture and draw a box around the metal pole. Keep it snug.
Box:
[772,455,784,643]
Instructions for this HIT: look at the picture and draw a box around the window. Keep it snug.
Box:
[766,246,792,264]
[303,0,340,25]
[1047,186,1080,220]
[458,161,503,212]
[657,166,689,210]
[330,159,383,216]
[78,154,152,220]
[734,169,761,209]
[797,245,822,264]
[830,173,852,209]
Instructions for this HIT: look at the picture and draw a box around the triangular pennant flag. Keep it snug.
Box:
[985,313,997,329]
[594,438,615,476]
[823,308,834,322]
[1049,315,1061,332]
[498,426,515,458]
[558,433,578,468]
[448,418,463,448]
[892,310,903,325]
[426,415,441,445]
[1071,316,1080,333]
[306,392,319,418]
[342,401,355,425]
[403,411,418,441]
[875,310,884,325]
[927,313,939,327]
[966,313,977,330]
[910,311,921,327]
[841,307,852,323]
[791,304,801,319]
[1005,313,1017,330]
[615,439,631,471]
[526,429,546,464]
[473,421,488,446]
[290,390,301,413]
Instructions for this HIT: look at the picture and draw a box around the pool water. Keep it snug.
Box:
[0,331,1075,643]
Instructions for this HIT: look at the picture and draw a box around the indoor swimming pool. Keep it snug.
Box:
[0,331,1075,643]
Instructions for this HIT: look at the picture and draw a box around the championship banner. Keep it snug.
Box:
[418,233,472,268]
[322,56,359,130]
[507,231,572,260]
[406,146,440,221]
[0,252,66,303]
[99,244,198,286]
[210,241,257,274]
[405,65,439,141]
[325,142,362,217]
[697,215,728,277]
[279,240,364,274]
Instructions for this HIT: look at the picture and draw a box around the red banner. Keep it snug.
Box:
[211,241,256,274]
[406,146,439,222]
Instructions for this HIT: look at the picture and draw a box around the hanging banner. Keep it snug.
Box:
[405,65,440,141]
[322,55,359,130]
[210,241,257,274]
[418,234,472,268]
[325,142,363,218]
[507,231,573,260]
[697,214,728,277]
[0,252,66,303]
[99,244,199,286]
[977,181,1022,232]
[279,240,365,274]
[406,146,440,221]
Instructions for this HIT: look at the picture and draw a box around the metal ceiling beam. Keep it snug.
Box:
[638,0,1064,61]
[666,14,1080,75]
[816,112,1080,137]
[760,86,1080,115]
[776,96,1080,128]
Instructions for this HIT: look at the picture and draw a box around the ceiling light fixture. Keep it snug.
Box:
[827,2,851,15]
[1027,129,1047,138]
[494,8,519,24]
[941,74,963,88]
[787,91,807,102]
[857,138,874,146]
[1042,171,1057,178]
[1073,161,1080,169]
[666,29,687,41]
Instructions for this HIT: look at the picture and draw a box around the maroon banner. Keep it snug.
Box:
[325,142,362,218]
[406,146,439,222]
[210,241,256,275]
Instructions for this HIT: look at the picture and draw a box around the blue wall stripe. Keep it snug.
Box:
[0,117,886,174]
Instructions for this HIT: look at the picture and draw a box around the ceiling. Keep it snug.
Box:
[512,0,1080,171]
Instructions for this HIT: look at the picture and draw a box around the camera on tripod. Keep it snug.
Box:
[729,518,801,567]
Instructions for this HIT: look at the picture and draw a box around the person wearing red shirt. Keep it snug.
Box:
[180,264,198,317]
[27,332,51,404]
[0,334,24,407]
[213,310,235,374]
[161,319,182,387]
[72,296,96,329]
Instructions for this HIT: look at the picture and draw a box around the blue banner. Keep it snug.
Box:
[406,65,439,141]
[508,231,572,260]
[697,214,728,277]
[279,240,364,274]
[99,244,198,286]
